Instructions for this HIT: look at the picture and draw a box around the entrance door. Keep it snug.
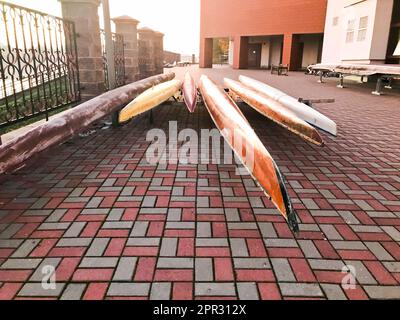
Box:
[248,44,261,69]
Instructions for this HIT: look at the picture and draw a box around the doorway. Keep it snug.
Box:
[248,43,262,69]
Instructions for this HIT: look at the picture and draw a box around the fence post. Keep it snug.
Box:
[153,31,164,75]
[138,28,156,80]
[60,0,105,100]
[112,16,140,83]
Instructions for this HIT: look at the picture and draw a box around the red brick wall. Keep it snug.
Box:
[200,0,328,69]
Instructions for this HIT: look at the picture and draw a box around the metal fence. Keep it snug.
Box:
[101,30,125,91]
[0,1,80,129]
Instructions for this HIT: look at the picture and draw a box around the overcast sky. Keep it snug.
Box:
[8,0,200,55]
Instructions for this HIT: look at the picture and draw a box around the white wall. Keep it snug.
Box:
[270,38,282,66]
[301,35,321,68]
[261,40,270,68]
[322,0,393,64]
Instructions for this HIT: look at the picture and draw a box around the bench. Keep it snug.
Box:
[271,64,289,76]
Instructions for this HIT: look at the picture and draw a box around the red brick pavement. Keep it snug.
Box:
[0,69,399,300]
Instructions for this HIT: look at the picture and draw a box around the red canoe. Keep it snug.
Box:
[182,72,197,113]
[199,75,299,232]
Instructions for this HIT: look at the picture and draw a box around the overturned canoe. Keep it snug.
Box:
[239,75,337,136]
[224,78,324,146]
[182,72,197,113]
[199,75,299,232]
[119,79,182,123]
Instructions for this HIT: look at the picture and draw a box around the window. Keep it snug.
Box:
[357,16,368,41]
[346,19,356,43]
[333,16,339,26]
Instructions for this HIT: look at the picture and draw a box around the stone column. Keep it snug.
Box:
[232,36,248,69]
[153,31,164,75]
[112,15,140,83]
[60,0,104,100]
[199,37,213,68]
[138,27,156,79]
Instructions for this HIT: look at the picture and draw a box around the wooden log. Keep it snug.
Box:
[0,73,175,175]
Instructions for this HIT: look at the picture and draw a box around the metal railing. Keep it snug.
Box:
[0,1,80,129]
[101,30,125,90]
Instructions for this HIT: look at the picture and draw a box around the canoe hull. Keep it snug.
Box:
[182,72,197,113]
[239,75,337,136]
[119,79,182,123]
[224,78,324,146]
[199,75,299,232]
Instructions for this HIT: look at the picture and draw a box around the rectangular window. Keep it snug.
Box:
[333,16,339,26]
[357,16,368,41]
[346,19,356,43]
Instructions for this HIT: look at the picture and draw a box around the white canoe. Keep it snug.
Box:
[239,75,337,136]
[119,79,182,123]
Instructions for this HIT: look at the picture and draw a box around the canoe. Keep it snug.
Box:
[199,75,299,232]
[239,75,337,136]
[182,72,197,113]
[0,73,175,175]
[224,78,324,146]
[118,79,182,123]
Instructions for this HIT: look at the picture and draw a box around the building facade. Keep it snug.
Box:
[199,0,328,70]
[321,0,400,65]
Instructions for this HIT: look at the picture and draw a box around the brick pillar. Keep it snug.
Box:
[199,38,213,68]
[153,31,165,75]
[60,0,104,100]
[138,27,156,79]
[112,15,140,83]
[233,36,248,69]
[282,33,302,71]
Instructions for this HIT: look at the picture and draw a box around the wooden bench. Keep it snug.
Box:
[271,64,289,76]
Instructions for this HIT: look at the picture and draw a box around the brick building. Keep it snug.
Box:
[199,0,328,70]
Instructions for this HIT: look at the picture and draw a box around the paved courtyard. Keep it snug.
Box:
[0,67,399,300]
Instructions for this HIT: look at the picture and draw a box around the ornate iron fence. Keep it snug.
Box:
[101,30,125,91]
[0,1,80,130]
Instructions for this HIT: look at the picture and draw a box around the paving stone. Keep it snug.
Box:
[365,242,394,261]
[237,282,259,300]
[80,257,118,268]
[298,240,322,258]
[228,223,258,230]
[230,239,249,257]
[157,258,194,269]
[166,222,195,229]
[0,224,24,238]
[309,259,345,271]
[381,226,400,241]
[0,239,23,248]
[167,209,182,221]
[160,238,178,256]
[64,222,86,238]
[18,283,65,297]
[29,258,61,281]
[331,241,367,250]
[344,260,377,285]
[320,225,343,240]
[106,209,125,221]
[264,239,298,248]
[338,211,360,225]
[321,284,347,300]
[150,282,171,300]
[195,258,213,281]
[102,221,133,229]
[234,258,270,269]
[364,286,400,299]
[113,257,138,281]
[127,238,160,246]
[60,284,86,300]
[107,283,150,296]
[86,238,110,257]
[196,239,229,247]
[1,258,42,269]
[197,222,211,237]
[383,262,400,273]
[271,258,296,282]
[57,238,92,247]
[38,222,71,231]
[225,208,240,222]
[279,283,323,297]
[130,222,149,237]
[195,283,236,296]
[46,209,67,222]
[11,239,40,258]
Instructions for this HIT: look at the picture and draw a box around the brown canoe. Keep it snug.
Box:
[199,75,299,232]
[182,72,197,113]
[224,78,324,146]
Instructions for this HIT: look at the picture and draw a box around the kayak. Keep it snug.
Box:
[182,72,197,113]
[239,75,337,136]
[118,79,182,123]
[199,75,299,232]
[224,78,324,146]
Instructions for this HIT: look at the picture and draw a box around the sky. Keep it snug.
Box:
[7,0,200,55]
